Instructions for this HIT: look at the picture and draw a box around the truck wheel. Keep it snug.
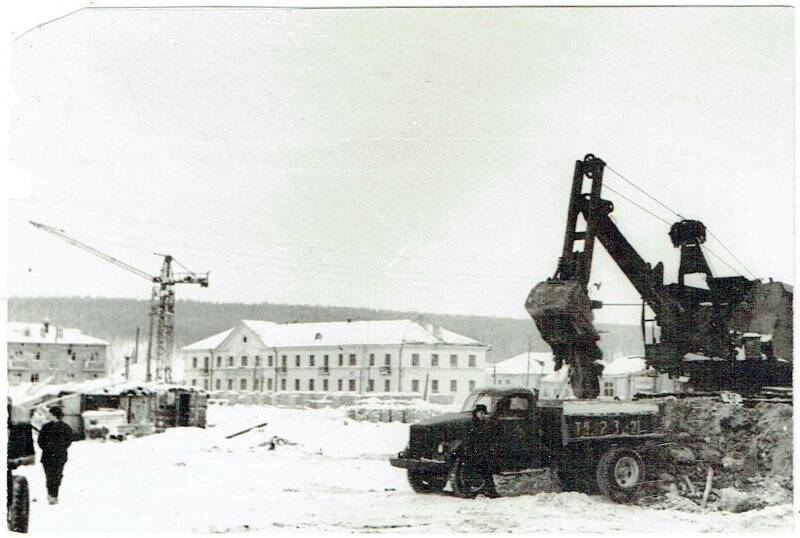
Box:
[7,474,29,533]
[406,470,446,493]
[596,447,645,503]
[450,457,489,499]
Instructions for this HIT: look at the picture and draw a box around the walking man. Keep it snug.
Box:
[37,406,73,505]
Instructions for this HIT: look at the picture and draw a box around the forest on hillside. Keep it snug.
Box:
[8,297,644,367]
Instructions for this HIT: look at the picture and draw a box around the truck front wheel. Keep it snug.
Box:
[407,470,446,493]
[596,447,645,503]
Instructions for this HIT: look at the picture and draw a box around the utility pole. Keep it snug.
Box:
[124,355,130,381]
[133,327,140,365]
[526,336,532,389]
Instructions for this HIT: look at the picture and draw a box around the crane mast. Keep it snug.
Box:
[29,221,209,382]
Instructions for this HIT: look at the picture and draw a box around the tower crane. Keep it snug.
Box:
[29,221,209,383]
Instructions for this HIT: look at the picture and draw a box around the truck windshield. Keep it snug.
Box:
[460,392,498,414]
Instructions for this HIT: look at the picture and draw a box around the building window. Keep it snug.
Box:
[309,379,315,391]
[243,335,248,343]
[30,373,39,383]
[192,357,198,369]
[281,356,287,368]
[191,379,197,386]
[294,379,300,391]
[227,379,233,390]
[338,379,343,391]
[240,379,247,390]
[267,378,273,390]
[216,356,222,367]
[369,354,375,366]
[295,355,301,367]
[309,355,315,367]
[268,355,274,367]
[450,380,457,393]
[450,354,458,367]
[323,379,329,391]
[348,379,356,392]
[368,380,374,392]
[338,354,344,366]
[280,379,287,391]
[203,379,209,390]
[228,356,234,367]
[241,356,248,367]
[349,354,356,366]
[468,354,476,367]
[70,353,76,362]
[34,352,40,361]
[431,354,439,367]
[215,379,221,390]
[323,355,329,367]
[255,356,261,366]
[603,382,614,397]
[204,357,210,369]
[411,353,419,366]
[469,380,476,391]
[384,380,390,392]
[412,379,419,392]
[384,354,391,366]
[431,380,439,393]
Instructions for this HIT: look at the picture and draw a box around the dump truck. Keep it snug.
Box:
[390,387,664,502]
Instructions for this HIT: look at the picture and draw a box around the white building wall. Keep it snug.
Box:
[181,326,487,403]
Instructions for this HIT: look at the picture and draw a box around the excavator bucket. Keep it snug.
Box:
[525,280,599,345]
[525,280,603,399]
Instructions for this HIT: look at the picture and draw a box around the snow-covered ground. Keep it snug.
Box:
[16,405,793,533]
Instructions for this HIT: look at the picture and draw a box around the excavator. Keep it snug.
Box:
[526,154,793,399]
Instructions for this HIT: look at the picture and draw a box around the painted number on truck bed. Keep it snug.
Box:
[570,416,649,439]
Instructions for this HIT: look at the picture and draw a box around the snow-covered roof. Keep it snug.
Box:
[182,328,234,351]
[7,322,107,346]
[540,367,568,384]
[8,378,200,407]
[186,319,486,350]
[487,352,555,375]
[601,357,649,376]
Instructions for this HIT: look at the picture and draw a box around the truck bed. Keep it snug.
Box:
[537,399,664,446]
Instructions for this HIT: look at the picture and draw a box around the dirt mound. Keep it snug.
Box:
[639,397,792,513]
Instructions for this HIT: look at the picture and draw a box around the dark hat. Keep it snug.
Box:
[49,406,64,419]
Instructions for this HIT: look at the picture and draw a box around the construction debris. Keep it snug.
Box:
[638,396,792,513]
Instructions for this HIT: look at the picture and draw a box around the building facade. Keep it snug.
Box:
[181,319,488,402]
[7,321,108,386]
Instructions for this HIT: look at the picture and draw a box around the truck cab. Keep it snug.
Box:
[390,387,664,502]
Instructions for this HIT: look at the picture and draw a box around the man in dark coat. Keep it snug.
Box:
[465,404,499,498]
[37,406,73,505]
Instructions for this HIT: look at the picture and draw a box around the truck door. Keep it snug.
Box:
[491,393,538,471]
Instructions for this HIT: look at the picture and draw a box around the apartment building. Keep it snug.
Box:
[7,320,108,385]
[181,319,488,402]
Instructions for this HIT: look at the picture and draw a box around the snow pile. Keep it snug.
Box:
[345,398,457,423]
[640,397,793,513]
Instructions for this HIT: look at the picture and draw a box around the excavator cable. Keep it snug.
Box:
[705,228,756,279]
[605,164,686,221]
[605,163,755,278]
[700,244,740,275]
[602,184,672,226]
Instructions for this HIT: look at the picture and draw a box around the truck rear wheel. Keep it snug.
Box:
[596,447,645,503]
[7,474,29,533]
[406,470,446,493]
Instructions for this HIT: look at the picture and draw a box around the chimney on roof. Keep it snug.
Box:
[42,318,50,337]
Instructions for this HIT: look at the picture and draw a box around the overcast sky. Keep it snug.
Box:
[8,6,794,322]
